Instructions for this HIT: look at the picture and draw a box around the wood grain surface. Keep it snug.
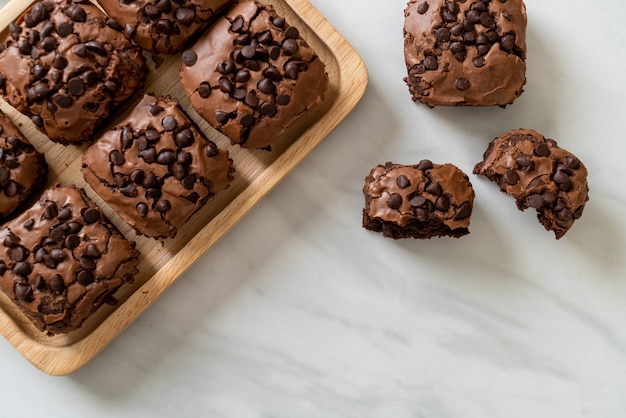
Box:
[0,0,368,375]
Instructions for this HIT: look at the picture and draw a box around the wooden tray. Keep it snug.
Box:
[0,0,368,375]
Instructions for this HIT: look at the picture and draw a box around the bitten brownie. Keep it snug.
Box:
[473,129,589,239]
[180,0,328,150]
[98,0,235,54]
[0,112,48,222]
[363,161,475,239]
[82,94,234,239]
[0,0,147,144]
[404,0,527,107]
[0,185,139,334]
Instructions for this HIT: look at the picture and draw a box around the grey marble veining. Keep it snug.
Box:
[0,0,625,416]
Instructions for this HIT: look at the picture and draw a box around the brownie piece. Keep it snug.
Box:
[180,0,328,150]
[0,112,48,222]
[363,161,475,239]
[82,94,234,239]
[99,0,235,55]
[0,185,139,334]
[404,0,527,107]
[474,129,589,239]
[0,0,147,144]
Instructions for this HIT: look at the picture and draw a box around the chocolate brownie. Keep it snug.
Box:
[180,0,328,150]
[82,94,234,239]
[404,0,527,107]
[98,0,235,54]
[0,0,147,144]
[0,112,48,222]
[0,185,139,334]
[363,161,475,239]
[473,129,589,239]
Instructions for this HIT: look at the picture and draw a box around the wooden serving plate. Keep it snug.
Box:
[0,0,368,375]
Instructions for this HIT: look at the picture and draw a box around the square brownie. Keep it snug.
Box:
[0,185,139,334]
[404,0,527,107]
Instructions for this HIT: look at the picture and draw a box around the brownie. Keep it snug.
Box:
[0,185,139,334]
[98,0,234,54]
[0,112,48,222]
[474,129,589,239]
[180,0,328,150]
[0,0,147,144]
[363,161,475,239]
[82,94,234,239]
[404,0,527,107]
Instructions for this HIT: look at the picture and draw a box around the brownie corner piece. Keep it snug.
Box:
[0,112,48,222]
[363,160,475,239]
[180,0,329,150]
[473,129,589,239]
[0,185,139,334]
[404,0,527,107]
[82,94,234,239]
[0,0,147,144]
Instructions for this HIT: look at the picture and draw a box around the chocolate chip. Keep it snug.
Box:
[10,246,28,262]
[566,156,580,170]
[198,82,211,98]
[106,18,124,32]
[125,23,136,40]
[110,150,125,165]
[528,194,544,209]
[65,234,81,249]
[85,41,107,57]
[162,116,177,131]
[230,16,244,33]
[417,159,433,170]
[272,17,285,28]
[155,19,174,35]
[417,2,429,14]
[15,283,33,301]
[435,195,450,211]
[463,30,477,45]
[473,57,485,67]
[85,243,101,258]
[232,88,246,101]
[139,148,156,163]
[423,56,438,70]
[50,248,66,262]
[50,274,65,292]
[175,129,194,147]
[263,66,282,82]
[258,79,276,94]
[284,61,300,79]
[147,104,164,116]
[130,169,145,185]
[23,219,35,230]
[260,102,277,117]
[282,39,299,55]
[215,111,230,124]
[267,45,281,60]
[500,34,516,52]
[50,227,66,242]
[77,270,94,286]
[219,78,234,94]
[456,78,470,91]
[425,181,442,195]
[239,112,254,127]
[182,50,197,66]
[534,143,551,157]
[387,193,403,209]
[396,175,410,188]
[435,27,451,43]
[156,199,171,213]
[176,7,195,25]
[83,208,100,224]
[68,5,87,22]
[480,12,495,29]
[17,39,32,56]
[442,9,457,23]
[57,207,72,221]
[453,202,472,220]
[245,92,259,108]
[156,0,171,13]
[503,170,520,185]
[13,261,32,277]
[157,149,176,165]
[57,22,73,37]
[285,26,300,39]
[410,195,427,208]
[276,94,290,106]
[136,202,149,217]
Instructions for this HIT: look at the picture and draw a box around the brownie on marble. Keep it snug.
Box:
[474,129,589,239]
[98,0,235,54]
[404,0,527,107]
[0,185,139,334]
[0,0,147,144]
[180,0,328,150]
[0,112,48,222]
[363,161,475,239]
[82,94,234,239]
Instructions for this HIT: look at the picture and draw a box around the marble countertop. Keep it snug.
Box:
[1,0,625,416]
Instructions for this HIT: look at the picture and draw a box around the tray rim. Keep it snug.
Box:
[0,0,368,375]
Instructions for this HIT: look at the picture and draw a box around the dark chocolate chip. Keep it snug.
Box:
[435,27,451,43]
[68,5,87,22]
[500,34,516,52]
[110,150,125,165]
[139,148,156,163]
[181,175,195,190]
[244,92,259,108]
[57,207,72,221]
[85,244,101,258]
[410,195,427,208]
[175,129,195,147]
[425,181,442,196]
[480,12,495,28]
[156,0,171,13]
[417,1,429,14]
[157,149,176,165]
[83,208,100,224]
[230,16,244,33]
[232,88,247,101]
[23,219,35,230]
[473,57,485,67]
[198,82,211,98]
[162,116,177,131]
[176,7,195,25]
[136,202,149,217]
[272,17,286,28]
[240,112,254,127]
[77,270,94,286]
[10,246,28,262]
[65,234,81,249]
[423,56,438,70]
[453,202,472,220]
[282,39,299,55]
[387,193,402,209]
[182,50,198,67]
[52,54,68,70]
[50,274,65,292]
[156,199,171,213]
[68,77,85,96]
[417,159,433,170]
[205,142,218,157]
[13,261,32,277]
[106,18,124,32]
[456,78,470,91]
[285,26,299,39]
[15,283,33,301]
[267,45,281,60]
[258,79,276,94]
[435,195,450,211]
[396,175,410,189]
[57,22,73,37]
[534,143,551,157]
[147,104,164,116]
[260,102,277,117]
[215,111,229,124]
[276,94,290,106]
[566,156,580,170]
[284,61,300,79]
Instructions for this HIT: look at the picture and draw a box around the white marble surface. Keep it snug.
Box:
[1,0,626,416]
